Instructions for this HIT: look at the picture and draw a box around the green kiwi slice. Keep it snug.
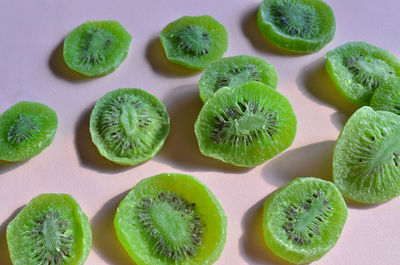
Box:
[90,88,170,166]
[0,101,58,162]
[6,193,92,265]
[114,173,227,265]
[263,177,347,264]
[256,0,335,53]
[370,77,400,115]
[195,81,297,167]
[63,20,132,77]
[325,41,400,105]
[333,106,400,203]
[159,15,228,70]
[199,55,279,102]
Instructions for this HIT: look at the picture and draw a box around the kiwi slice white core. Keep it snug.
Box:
[7,114,39,144]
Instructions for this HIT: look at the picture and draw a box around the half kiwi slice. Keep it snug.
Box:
[257,0,336,53]
[159,15,228,70]
[325,41,400,105]
[6,193,92,265]
[195,81,297,167]
[63,20,132,77]
[0,101,58,162]
[199,55,279,102]
[90,88,170,166]
[370,77,400,115]
[333,106,400,203]
[263,177,348,264]
[114,173,227,265]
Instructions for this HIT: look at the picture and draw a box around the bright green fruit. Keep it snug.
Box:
[370,77,400,115]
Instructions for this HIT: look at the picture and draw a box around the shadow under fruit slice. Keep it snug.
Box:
[0,101,58,162]
[370,77,400,115]
[263,177,347,264]
[257,0,335,53]
[114,173,227,265]
[63,20,132,77]
[90,88,170,166]
[199,55,279,102]
[325,41,400,105]
[333,106,400,203]
[159,15,228,70]
[195,82,297,167]
[6,193,92,265]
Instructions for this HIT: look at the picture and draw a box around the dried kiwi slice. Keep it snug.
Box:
[90,88,170,166]
[159,15,228,70]
[63,20,132,77]
[114,173,227,265]
[0,101,58,162]
[195,81,297,167]
[333,106,400,203]
[257,0,335,53]
[370,77,400,115]
[325,41,400,105]
[263,177,347,264]
[199,55,279,102]
[6,193,92,265]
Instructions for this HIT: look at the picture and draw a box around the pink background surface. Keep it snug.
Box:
[1,0,400,264]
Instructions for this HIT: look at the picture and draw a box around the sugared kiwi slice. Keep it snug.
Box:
[199,55,279,102]
[114,173,227,265]
[333,106,400,203]
[257,0,335,53]
[159,15,228,70]
[370,77,400,115]
[63,20,132,77]
[0,101,58,162]
[195,81,297,167]
[325,41,400,105]
[263,177,347,264]
[6,193,92,265]
[90,88,170,166]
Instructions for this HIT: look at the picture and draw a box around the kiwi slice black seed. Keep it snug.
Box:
[0,101,58,162]
[114,173,227,265]
[263,177,348,264]
[90,88,170,166]
[333,106,400,203]
[326,41,400,105]
[257,0,336,53]
[370,77,400,115]
[6,193,92,265]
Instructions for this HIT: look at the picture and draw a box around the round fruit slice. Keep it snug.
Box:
[263,177,348,264]
[370,77,400,115]
[325,41,400,105]
[63,20,132,77]
[333,106,400,203]
[159,15,228,70]
[90,88,170,166]
[199,55,279,102]
[6,193,92,265]
[0,101,58,162]
[195,82,297,167]
[114,173,227,265]
[257,0,336,53]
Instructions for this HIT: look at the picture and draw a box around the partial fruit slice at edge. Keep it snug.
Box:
[114,173,227,265]
[370,77,400,115]
[333,106,400,203]
[263,177,348,264]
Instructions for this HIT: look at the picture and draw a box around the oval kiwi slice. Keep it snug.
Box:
[114,173,227,265]
[370,77,400,115]
[257,0,335,53]
[195,81,297,167]
[199,55,279,102]
[159,15,228,70]
[263,177,348,264]
[90,88,170,166]
[325,41,400,105]
[63,20,132,77]
[333,106,400,203]
[0,101,58,162]
[6,193,92,265]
